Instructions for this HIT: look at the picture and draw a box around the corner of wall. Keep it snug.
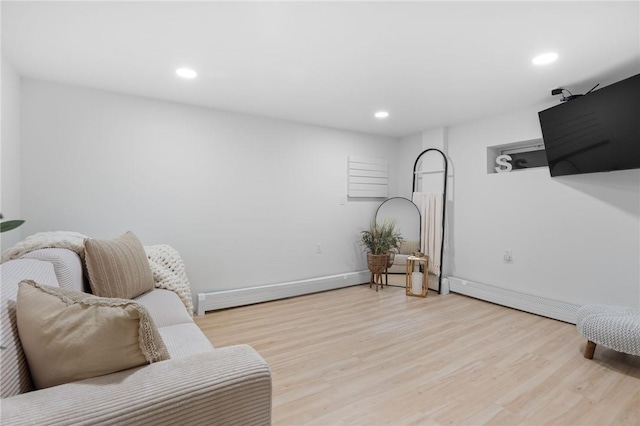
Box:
[1,57,23,250]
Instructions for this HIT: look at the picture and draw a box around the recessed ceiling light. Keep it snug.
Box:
[176,68,197,79]
[532,52,558,66]
[374,111,389,119]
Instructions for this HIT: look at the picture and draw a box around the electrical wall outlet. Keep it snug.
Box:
[503,249,513,263]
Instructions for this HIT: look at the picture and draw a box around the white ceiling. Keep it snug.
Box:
[2,1,639,138]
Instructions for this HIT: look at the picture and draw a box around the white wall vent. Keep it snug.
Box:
[348,155,389,198]
[448,277,580,324]
[197,271,370,315]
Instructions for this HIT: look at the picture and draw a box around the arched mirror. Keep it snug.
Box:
[413,148,448,293]
[375,197,421,277]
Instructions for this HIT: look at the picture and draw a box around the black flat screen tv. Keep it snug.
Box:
[538,73,640,177]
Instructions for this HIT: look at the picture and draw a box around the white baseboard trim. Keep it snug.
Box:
[448,277,580,324]
[196,270,370,315]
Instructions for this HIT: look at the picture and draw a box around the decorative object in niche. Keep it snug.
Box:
[495,155,513,173]
[487,139,547,174]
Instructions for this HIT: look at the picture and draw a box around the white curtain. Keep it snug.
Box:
[412,192,443,276]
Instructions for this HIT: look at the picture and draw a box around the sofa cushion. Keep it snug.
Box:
[0,259,59,398]
[159,323,215,359]
[84,231,154,299]
[16,280,169,390]
[134,289,193,328]
[399,240,419,255]
[22,247,88,292]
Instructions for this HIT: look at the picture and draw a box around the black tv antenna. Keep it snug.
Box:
[552,83,600,102]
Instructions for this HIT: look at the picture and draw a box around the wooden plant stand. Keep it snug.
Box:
[367,253,388,292]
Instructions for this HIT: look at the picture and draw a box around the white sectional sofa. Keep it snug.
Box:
[1,246,272,425]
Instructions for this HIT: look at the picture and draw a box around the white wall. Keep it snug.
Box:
[0,57,22,250]
[20,79,398,301]
[446,104,640,308]
[396,132,421,199]
[397,128,449,199]
[18,79,639,309]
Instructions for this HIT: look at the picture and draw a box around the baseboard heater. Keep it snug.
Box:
[448,277,580,324]
[196,270,370,315]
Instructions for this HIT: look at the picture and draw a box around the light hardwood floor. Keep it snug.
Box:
[194,284,640,426]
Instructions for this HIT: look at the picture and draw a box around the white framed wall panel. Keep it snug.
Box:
[348,155,389,198]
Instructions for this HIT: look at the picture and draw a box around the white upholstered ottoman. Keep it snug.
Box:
[576,304,640,359]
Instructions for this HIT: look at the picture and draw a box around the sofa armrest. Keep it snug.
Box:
[1,345,271,426]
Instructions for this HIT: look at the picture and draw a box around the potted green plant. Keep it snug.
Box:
[0,213,24,233]
[360,220,402,276]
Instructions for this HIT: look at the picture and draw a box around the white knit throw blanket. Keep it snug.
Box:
[1,232,194,315]
[145,244,194,315]
[1,231,88,262]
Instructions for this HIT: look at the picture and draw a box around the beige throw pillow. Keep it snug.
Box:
[400,240,420,255]
[85,231,154,299]
[16,280,169,390]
